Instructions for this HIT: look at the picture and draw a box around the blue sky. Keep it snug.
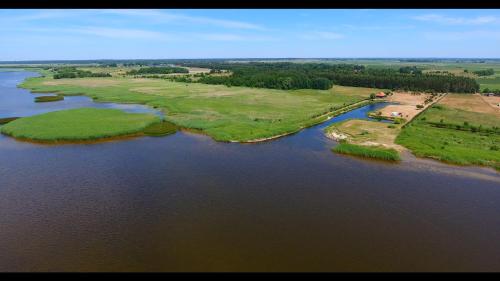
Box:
[1,9,500,60]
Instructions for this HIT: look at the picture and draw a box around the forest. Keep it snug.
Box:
[52,67,111,79]
[182,62,480,93]
[473,69,495,76]
[126,66,189,75]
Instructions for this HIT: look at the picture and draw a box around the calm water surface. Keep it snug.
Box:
[1,71,499,271]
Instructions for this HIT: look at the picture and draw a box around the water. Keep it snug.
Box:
[1,71,499,271]
[0,71,163,119]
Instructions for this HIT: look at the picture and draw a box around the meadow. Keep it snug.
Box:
[20,73,381,142]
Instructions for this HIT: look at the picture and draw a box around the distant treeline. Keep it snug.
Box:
[126,66,189,75]
[52,67,111,79]
[192,63,363,90]
[473,69,495,76]
[482,88,500,95]
[179,62,480,93]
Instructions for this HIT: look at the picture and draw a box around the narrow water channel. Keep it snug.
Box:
[1,71,499,271]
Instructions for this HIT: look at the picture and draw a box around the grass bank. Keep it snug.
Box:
[0,108,160,142]
[332,143,400,161]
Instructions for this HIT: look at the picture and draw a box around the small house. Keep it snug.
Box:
[376,92,386,98]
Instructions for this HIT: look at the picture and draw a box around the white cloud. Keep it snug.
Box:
[19,26,175,41]
[197,33,277,41]
[423,30,500,40]
[15,26,278,43]
[69,26,171,40]
[301,31,344,40]
[413,14,499,25]
[101,9,265,30]
[341,24,415,31]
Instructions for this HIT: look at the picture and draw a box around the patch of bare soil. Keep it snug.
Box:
[376,92,441,121]
[440,94,499,115]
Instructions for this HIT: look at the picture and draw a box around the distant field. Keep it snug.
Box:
[477,77,500,91]
[20,73,382,142]
[396,94,500,169]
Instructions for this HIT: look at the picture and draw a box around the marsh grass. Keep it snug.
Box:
[0,117,20,125]
[34,95,64,102]
[143,120,178,136]
[0,108,160,142]
[332,143,400,161]
[396,122,500,168]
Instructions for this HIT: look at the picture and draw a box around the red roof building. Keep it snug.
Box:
[376,92,386,98]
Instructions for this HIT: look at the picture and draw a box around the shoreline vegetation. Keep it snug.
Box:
[0,117,20,125]
[34,95,64,102]
[332,143,400,162]
[0,108,165,143]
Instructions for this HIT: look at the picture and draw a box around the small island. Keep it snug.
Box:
[0,108,175,143]
[34,95,64,102]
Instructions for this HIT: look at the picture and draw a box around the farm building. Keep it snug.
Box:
[376,92,386,98]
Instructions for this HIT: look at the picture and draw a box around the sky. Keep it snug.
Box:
[1,9,500,61]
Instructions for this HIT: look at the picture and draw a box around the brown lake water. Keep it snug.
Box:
[1,71,499,271]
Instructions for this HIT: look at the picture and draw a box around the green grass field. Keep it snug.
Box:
[20,73,381,142]
[332,143,400,161]
[421,105,499,130]
[0,108,160,142]
[396,107,500,169]
[477,77,500,91]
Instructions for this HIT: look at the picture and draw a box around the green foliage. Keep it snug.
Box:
[399,66,422,75]
[191,62,479,93]
[52,67,111,79]
[393,118,406,124]
[34,95,64,102]
[332,143,400,161]
[143,120,178,136]
[473,68,495,76]
[0,108,160,142]
[0,117,20,125]
[126,66,189,75]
